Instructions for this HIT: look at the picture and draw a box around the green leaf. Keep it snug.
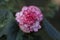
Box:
[0,9,23,40]
[0,0,25,12]
[0,9,14,37]
[6,20,18,40]
[6,19,23,40]
[43,18,60,40]
[2,13,23,40]
[16,30,23,40]
[46,10,55,18]
[0,0,7,5]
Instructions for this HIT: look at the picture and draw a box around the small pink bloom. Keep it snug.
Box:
[15,6,43,33]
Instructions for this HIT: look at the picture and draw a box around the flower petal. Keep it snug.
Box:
[19,24,30,33]
[22,6,28,11]
[15,6,43,33]
[33,28,38,32]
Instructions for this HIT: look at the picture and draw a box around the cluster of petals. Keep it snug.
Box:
[15,6,43,33]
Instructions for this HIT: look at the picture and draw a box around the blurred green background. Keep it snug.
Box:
[0,0,60,40]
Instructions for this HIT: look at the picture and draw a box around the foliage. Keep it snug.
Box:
[0,9,14,37]
[41,3,59,18]
[0,0,25,12]
[43,19,60,40]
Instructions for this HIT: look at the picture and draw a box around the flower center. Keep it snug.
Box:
[23,10,37,25]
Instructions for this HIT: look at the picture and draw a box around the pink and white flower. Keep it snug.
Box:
[15,6,43,33]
